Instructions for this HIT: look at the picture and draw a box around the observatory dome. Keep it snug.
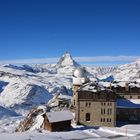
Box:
[73,67,86,78]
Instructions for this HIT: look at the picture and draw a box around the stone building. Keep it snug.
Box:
[73,68,140,127]
[110,81,140,124]
[73,68,116,127]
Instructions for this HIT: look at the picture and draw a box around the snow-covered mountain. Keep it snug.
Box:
[0,52,140,138]
[56,53,80,74]
[56,52,80,68]
[0,53,80,115]
[0,52,140,117]
[111,58,140,81]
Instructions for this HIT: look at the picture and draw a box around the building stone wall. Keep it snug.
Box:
[72,85,80,107]
[73,80,140,127]
[77,100,116,127]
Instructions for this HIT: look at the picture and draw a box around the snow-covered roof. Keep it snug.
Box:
[117,99,140,108]
[99,81,111,87]
[100,81,140,88]
[46,110,74,123]
[57,94,72,100]
[129,82,140,88]
[78,82,111,93]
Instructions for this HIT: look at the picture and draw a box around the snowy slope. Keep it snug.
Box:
[113,59,140,81]
[0,53,76,115]
[0,53,140,139]
[0,53,140,116]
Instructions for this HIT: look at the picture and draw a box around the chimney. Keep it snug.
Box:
[109,83,112,89]
[125,82,129,92]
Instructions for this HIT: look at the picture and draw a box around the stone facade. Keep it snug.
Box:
[77,101,116,127]
[73,80,140,127]
[73,83,116,127]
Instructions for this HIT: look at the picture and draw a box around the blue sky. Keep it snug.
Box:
[0,0,140,65]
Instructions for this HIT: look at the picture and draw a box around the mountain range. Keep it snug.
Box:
[0,52,140,117]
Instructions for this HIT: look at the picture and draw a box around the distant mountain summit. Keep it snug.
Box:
[56,52,80,68]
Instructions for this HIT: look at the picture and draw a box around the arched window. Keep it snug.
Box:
[85,113,90,121]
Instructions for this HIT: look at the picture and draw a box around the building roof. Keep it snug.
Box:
[117,99,140,108]
[46,110,74,123]
[111,81,140,88]
[57,94,72,100]
[78,82,112,93]
[99,81,140,88]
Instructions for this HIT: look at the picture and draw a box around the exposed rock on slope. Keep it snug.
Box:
[16,106,47,132]
[0,53,140,117]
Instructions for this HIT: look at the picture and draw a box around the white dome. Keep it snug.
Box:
[73,68,86,78]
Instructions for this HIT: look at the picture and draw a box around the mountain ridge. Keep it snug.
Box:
[0,53,140,116]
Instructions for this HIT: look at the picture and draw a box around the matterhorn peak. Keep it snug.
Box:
[56,52,80,68]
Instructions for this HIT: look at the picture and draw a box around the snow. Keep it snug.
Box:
[99,81,111,87]
[73,77,86,85]
[46,110,74,123]
[0,53,140,139]
[30,115,44,131]
[129,82,140,88]
[0,82,53,107]
[56,53,80,68]
[0,105,19,118]
[36,105,47,112]
[0,124,140,140]
[57,94,72,100]
[0,115,140,139]
[79,82,108,93]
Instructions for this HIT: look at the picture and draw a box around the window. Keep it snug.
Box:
[107,108,109,115]
[104,109,106,114]
[86,113,90,122]
[130,96,132,99]
[103,118,105,122]
[110,108,112,115]
[101,118,102,122]
[101,102,103,106]
[104,103,106,106]
[101,108,103,115]
[138,96,140,99]
[89,102,91,107]
[86,102,91,107]
[107,118,111,122]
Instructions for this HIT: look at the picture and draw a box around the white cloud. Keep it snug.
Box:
[74,56,140,62]
[0,56,139,64]
[0,58,59,64]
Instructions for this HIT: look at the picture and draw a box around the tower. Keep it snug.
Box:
[72,68,88,108]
